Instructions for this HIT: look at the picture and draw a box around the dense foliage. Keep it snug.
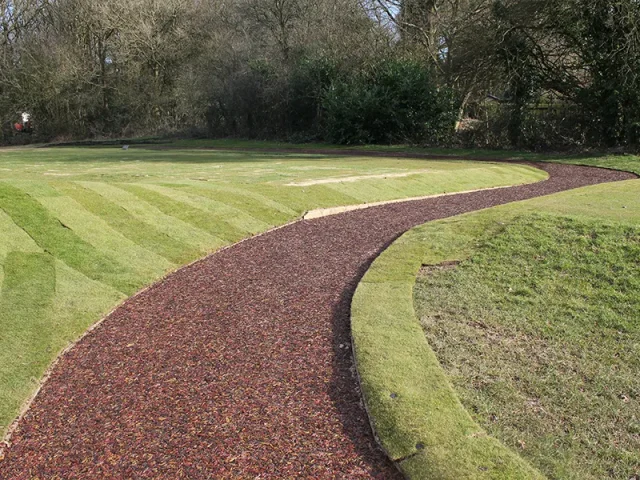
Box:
[3,0,640,150]
[322,61,456,144]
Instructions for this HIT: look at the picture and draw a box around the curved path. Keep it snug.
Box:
[0,163,635,479]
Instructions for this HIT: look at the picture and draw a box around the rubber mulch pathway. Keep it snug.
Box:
[0,163,635,479]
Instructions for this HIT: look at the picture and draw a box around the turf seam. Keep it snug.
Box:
[395,451,422,464]
[0,204,60,263]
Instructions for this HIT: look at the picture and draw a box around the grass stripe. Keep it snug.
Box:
[0,183,137,294]
[0,252,56,431]
[249,183,360,212]
[0,209,42,258]
[171,183,297,226]
[136,183,271,235]
[118,184,249,243]
[0,210,43,291]
[9,181,64,198]
[39,195,174,281]
[328,179,403,203]
[202,184,298,215]
[53,182,203,265]
[79,182,222,253]
[49,259,124,360]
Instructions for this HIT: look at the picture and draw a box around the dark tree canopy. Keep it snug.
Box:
[2,0,640,149]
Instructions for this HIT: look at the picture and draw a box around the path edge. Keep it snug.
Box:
[350,218,546,479]
[303,181,539,220]
[3,153,634,469]
[0,218,301,457]
[1,156,554,456]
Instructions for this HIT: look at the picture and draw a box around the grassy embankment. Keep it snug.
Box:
[352,158,638,478]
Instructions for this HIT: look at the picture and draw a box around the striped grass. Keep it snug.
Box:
[79,182,222,253]
[0,142,564,440]
[38,195,173,281]
[0,253,56,431]
[119,183,262,242]
[0,183,137,294]
[172,183,296,226]
[54,182,203,264]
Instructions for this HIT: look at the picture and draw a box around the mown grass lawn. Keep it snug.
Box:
[352,175,638,479]
[413,179,640,479]
[167,138,640,176]
[0,142,546,437]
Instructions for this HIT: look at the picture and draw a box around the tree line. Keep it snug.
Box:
[2,0,640,150]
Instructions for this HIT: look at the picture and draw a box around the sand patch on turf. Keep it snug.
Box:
[287,171,432,186]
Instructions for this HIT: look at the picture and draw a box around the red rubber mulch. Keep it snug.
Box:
[0,163,635,479]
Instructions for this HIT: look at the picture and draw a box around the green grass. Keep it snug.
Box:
[53,181,202,265]
[158,138,640,176]
[0,141,547,436]
[174,183,296,225]
[0,253,56,420]
[353,174,639,479]
[118,183,251,243]
[416,215,640,480]
[352,220,545,479]
[0,183,139,294]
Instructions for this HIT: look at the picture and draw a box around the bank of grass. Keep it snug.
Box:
[352,177,639,479]
[0,142,545,437]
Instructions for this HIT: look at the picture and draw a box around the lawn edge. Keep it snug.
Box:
[133,141,640,175]
[303,180,540,220]
[0,218,302,456]
[350,221,546,479]
[0,155,551,451]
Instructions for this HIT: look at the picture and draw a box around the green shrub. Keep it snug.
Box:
[322,60,457,145]
[288,56,340,137]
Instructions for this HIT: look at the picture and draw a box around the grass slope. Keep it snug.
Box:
[54,182,201,265]
[353,222,545,479]
[415,211,640,479]
[0,143,545,436]
[0,253,56,428]
[0,183,138,294]
[353,176,639,479]
[118,183,250,243]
